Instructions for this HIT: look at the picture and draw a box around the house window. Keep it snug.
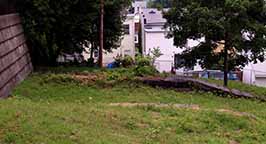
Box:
[123,24,130,35]
[174,54,184,68]
[144,18,147,24]
[134,35,139,44]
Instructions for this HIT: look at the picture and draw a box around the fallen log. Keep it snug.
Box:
[140,76,264,101]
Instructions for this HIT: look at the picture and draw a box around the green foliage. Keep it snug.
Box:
[134,66,158,76]
[164,0,266,68]
[105,68,136,81]
[147,0,172,9]
[121,55,134,67]
[89,0,132,56]
[136,56,152,67]
[16,0,131,66]
[4,132,17,144]
[114,55,134,68]
[42,74,77,84]
[114,55,158,76]
[149,47,163,66]
[164,0,266,86]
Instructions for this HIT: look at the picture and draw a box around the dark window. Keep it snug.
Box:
[144,19,147,24]
[134,35,138,43]
[123,24,130,35]
[174,54,184,68]
[149,10,156,14]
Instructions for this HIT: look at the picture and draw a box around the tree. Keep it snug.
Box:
[99,0,104,68]
[95,0,131,67]
[17,0,98,66]
[164,0,266,86]
[149,47,163,66]
[147,0,172,9]
[16,0,131,66]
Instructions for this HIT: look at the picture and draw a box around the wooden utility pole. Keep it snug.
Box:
[223,45,228,87]
[99,0,104,68]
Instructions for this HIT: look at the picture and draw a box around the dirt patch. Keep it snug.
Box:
[71,73,106,84]
[229,140,240,144]
[216,109,257,120]
[109,103,200,110]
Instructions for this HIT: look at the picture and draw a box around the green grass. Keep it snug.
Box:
[1,69,266,143]
[204,79,266,98]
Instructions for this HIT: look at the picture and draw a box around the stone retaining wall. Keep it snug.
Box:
[0,13,32,98]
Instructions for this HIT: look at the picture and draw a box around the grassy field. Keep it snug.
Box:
[1,68,266,144]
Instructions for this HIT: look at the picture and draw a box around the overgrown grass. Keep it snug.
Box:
[204,79,266,98]
[1,68,266,143]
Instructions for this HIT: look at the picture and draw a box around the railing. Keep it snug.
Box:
[183,70,243,81]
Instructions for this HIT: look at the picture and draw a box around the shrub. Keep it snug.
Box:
[136,56,152,67]
[114,55,134,68]
[114,55,123,67]
[122,55,134,67]
[134,66,158,77]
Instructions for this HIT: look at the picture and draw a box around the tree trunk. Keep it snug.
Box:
[99,0,104,68]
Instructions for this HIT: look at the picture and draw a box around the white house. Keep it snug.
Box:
[103,13,136,66]
[132,0,147,14]
[243,61,266,87]
[141,8,202,72]
[102,1,147,66]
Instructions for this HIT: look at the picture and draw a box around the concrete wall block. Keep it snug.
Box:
[0,28,8,43]
[0,84,10,98]
[0,15,9,29]
[0,35,26,57]
[0,55,29,89]
[0,25,23,44]
[0,14,20,29]
[0,30,5,42]
[0,13,32,98]
[0,42,5,56]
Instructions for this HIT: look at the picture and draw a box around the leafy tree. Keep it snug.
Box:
[88,0,131,61]
[149,47,163,66]
[164,0,266,86]
[16,0,131,66]
[147,0,172,9]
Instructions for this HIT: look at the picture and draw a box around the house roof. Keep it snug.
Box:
[142,8,167,25]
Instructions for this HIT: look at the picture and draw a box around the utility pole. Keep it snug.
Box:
[99,0,104,68]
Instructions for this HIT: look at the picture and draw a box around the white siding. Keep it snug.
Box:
[243,61,266,87]
[103,15,135,66]
[144,31,182,72]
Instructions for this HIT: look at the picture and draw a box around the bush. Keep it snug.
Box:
[114,55,134,68]
[17,0,131,66]
[134,66,158,77]
[136,56,152,67]
[114,55,123,67]
[122,55,134,67]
